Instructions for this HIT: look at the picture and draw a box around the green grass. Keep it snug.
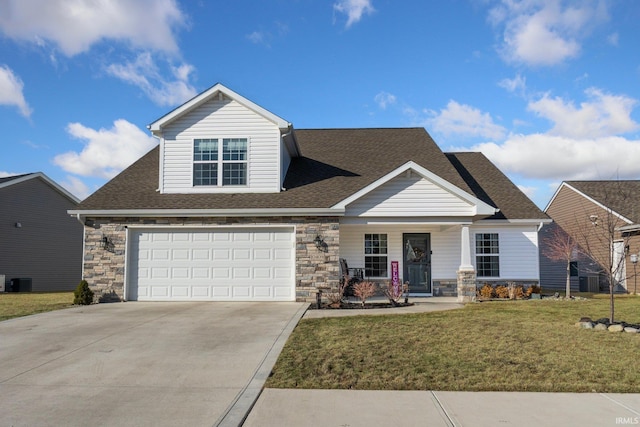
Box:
[267,297,640,392]
[0,292,74,321]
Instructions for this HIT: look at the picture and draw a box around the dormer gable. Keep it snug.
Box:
[148,83,299,194]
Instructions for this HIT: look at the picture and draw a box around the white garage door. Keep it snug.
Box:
[127,227,295,301]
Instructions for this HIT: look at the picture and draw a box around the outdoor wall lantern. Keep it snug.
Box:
[102,236,115,252]
[14,222,21,228]
[314,234,325,250]
[589,214,599,226]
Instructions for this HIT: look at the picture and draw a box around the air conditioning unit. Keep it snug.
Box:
[0,275,5,292]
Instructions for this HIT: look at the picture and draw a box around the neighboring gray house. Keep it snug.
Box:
[0,173,83,292]
[70,83,550,303]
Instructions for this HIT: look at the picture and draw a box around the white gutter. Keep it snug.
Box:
[68,208,344,217]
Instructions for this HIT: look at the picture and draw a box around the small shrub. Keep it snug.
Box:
[323,280,347,307]
[383,280,404,305]
[495,285,509,299]
[514,285,525,299]
[479,284,495,299]
[73,280,94,305]
[353,281,376,307]
[526,284,541,297]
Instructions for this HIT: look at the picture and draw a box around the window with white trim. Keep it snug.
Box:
[365,233,388,277]
[193,138,248,186]
[475,233,499,277]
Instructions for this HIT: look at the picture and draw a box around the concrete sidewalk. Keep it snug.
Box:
[303,297,464,319]
[244,389,640,426]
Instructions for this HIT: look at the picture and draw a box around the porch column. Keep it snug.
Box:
[459,225,474,271]
[457,225,476,303]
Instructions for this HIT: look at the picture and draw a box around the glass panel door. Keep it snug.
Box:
[403,233,431,295]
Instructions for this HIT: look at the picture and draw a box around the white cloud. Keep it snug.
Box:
[0,171,20,177]
[498,73,527,94]
[53,119,157,179]
[489,0,608,66]
[527,88,639,138]
[334,0,375,28]
[472,134,640,181]
[247,31,267,45]
[59,175,91,200]
[106,52,197,106]
[0,65,32,117]
[374,91,396,109]
[0,0,186,56]
[427,101,507,140]
[607,32,619,46]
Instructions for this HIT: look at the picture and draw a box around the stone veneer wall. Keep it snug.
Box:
[82,216,340,303]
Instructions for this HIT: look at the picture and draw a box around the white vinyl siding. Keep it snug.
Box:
[340,223,541,283]
[340,224,461,282]
[471,225,540,280]
[345,174,475,217]
[160,97,281,193]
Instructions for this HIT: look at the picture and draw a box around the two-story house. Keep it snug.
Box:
[70,83,549,303]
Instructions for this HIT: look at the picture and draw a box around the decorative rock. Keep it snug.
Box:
[578,322,594,329]
[608,324,624,332]
[594,323,608,331]
[624,327,639,333]
[578,317,593,323]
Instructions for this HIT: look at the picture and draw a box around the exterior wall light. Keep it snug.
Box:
[314,234,325,250]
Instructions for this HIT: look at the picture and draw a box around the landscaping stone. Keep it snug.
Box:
[624,327,639,333]
[575,321,594,329]
[608,324,624,332]
[594,323,608,331]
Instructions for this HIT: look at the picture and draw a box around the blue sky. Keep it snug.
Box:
[1,0,639,208]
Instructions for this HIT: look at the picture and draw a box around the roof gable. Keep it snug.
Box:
[148,83,292,135]
[334,161,497,217]
[0,173,79,204]
[547,181,638,224]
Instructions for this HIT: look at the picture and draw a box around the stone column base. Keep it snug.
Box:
[457,270,477,303]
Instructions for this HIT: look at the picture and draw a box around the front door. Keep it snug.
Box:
[403,233,431,295]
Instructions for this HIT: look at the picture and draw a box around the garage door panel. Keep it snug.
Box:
[129,227,295,301]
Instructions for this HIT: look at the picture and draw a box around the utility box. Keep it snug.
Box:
[10,278,32,292]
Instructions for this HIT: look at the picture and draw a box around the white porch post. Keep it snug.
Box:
[459,225,474,271]
[457,225,476,302]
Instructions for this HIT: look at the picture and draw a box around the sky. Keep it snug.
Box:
[1,0,639,209]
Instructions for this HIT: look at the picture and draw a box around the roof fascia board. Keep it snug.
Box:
[148,83,291,133]
[550,182,633,224]
[68,208,344,217]
[0,172,80,204]
[332,161,497,215]
[474,218,553,225]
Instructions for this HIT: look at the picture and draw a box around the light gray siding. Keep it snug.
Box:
[0,178,82,291]
[160,96,282,194]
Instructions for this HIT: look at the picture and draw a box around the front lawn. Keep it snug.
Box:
[0,292,74,321]
[267,296,640,392]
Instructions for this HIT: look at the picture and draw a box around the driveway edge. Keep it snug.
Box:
[215,302,308,427]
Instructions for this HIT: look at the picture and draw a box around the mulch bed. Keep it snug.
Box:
[310,302,414,310]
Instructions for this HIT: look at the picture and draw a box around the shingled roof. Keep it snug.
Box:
[77,127,546,220]
[565,181,640,224]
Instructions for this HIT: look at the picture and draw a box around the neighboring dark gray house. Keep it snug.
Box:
[0,173,83,292]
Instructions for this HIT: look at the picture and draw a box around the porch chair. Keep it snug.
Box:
[339,258,364,297]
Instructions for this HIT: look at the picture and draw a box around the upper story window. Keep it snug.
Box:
[475,233,499,277]
[193,138,247,186]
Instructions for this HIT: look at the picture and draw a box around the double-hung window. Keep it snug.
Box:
[475,233,499,277]
[193,138,248,186]
[364,233,388,277]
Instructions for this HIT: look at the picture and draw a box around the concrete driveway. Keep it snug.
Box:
[0,301,306,427]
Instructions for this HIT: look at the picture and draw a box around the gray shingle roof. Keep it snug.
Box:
[77,128,547,220]
[566,181,640,224]
[0,173,32,185]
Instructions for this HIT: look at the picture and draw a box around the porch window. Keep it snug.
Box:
[193,138,248,186]
[475,233,499,277]
[365,233,387,277]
